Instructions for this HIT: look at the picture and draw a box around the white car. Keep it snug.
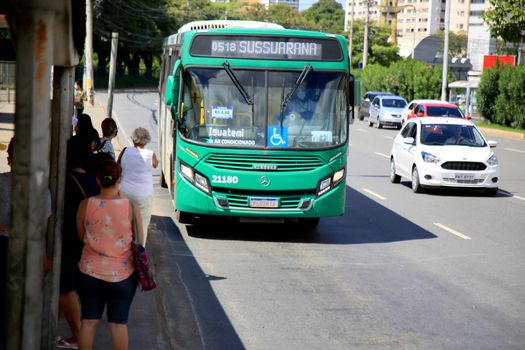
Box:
[401,99,442,126]
[368,95,407,129]
[389,117,500,195]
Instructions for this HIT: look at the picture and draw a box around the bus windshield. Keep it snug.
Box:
[178,68,348,149]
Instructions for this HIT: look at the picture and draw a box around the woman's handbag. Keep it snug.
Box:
[130,201,157,291]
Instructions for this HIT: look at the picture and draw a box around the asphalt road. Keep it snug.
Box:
[112,92,525,350]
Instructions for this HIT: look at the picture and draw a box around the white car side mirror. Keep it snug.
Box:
[488,140,497,148]
[403,137,415,145]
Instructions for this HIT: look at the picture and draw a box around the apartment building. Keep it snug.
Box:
[344,0,470,57]
[467,0,495,72]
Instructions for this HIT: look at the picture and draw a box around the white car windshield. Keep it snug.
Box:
[421,124,486,147]
[382,99,406,108]
[178,68,349,149]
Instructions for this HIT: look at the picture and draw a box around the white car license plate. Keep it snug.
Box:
[455,174,475,181]
[250,198,279,208]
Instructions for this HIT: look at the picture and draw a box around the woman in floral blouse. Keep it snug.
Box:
[76,160,144,350]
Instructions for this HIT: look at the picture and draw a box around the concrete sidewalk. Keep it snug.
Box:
[56,95,169,349]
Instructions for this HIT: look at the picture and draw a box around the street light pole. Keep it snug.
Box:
[348,0,355,68]
[411,7,416,59]
[363,0,372,68]
[441,0,451,101]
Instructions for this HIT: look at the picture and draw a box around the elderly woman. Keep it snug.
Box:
[119,127,158,245]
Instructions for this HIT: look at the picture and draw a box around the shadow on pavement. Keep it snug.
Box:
[149,215,245,350]
[187,186,437,244]
[399,181,513,198]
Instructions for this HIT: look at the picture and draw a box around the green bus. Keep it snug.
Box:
[158,20,355,228]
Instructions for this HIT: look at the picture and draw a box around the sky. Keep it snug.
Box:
[300,0,346,11]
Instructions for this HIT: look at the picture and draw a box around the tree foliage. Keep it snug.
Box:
[360,60,445,101]
[478,63,525,128]
[302,0,345,34]
[434,30,468,58]
[477,64,502,123]
[346,19,400,69]
[483,0,525,49]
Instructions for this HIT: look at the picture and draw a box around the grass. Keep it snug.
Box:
[474,120,525,134]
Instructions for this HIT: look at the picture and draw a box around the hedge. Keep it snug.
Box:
[478,64,525,129]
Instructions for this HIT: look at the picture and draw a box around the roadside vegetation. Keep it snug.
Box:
[478,63,525,129]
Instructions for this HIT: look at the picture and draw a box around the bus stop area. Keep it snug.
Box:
[1,94,172,348]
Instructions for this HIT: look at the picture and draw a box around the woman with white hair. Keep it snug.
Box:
[119,127,158,244]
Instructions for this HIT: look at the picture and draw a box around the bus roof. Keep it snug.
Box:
[177,20,284,34]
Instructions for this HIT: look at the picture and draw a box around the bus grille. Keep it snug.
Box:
[204,154,324,172]
[441,162,486,171]
[225,194,302,209]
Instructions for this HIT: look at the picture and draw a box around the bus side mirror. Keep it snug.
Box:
[165,75,176,105]
[165,60,181,107]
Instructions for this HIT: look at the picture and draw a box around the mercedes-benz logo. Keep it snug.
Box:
[260,176,270,187]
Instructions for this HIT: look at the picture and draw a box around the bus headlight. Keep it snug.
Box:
[317,168,345,197]
[179,161,211,194]
[194,172,211,194]
[332,168,345,185]
[317,177,332,196]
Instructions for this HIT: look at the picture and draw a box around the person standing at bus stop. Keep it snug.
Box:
[74,80,87,117]
[119,127,158,245]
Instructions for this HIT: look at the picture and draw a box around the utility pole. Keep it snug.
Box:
[107,33,119,118]
[363,0,373,68]
[441,0,451,101]
[348,0,355,68]
[85,0,95,105]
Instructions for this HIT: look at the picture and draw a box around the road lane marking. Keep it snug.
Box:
[513,195,525,201]
[362,188,387,200]
[504,148,525,153]
[433,223,471,240]
[356,128,368,133]
[383,135,394,140]
[374,152,390,159]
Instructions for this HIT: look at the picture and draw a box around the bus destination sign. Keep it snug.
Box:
[211,39,321,60]
[190,35,343,61]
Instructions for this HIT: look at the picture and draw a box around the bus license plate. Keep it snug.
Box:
[250,198,279,208]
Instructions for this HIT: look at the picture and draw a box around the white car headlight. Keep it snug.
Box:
[421,151,440,163]
[487,153,498,166]
[179,162,194,181]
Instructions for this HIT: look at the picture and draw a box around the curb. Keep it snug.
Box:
[478,127,525,141]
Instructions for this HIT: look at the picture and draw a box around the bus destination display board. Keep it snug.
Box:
[190,35,343,61]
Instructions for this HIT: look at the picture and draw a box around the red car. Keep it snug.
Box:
[407,102,468,121]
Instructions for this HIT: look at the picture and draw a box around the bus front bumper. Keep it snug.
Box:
[175,180,346,219]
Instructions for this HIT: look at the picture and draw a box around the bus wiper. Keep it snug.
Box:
[280,64,312,128]
[223,61,253,105]
[280,64,312,110]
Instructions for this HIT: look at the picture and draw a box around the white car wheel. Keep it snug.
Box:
[390,158,401,184]
[411,166,423,193]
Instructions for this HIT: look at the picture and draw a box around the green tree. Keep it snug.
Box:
[302,0,345,34]
[483,0,525,58]
[267,4,308,29]
[477,64,503,122]
[435,30,468,58]
[413,63,444,100]
[346,19,400,69]
[494,65,525,128]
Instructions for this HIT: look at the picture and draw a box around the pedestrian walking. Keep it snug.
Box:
[74,81,87,117]
[76,160,142,350]
[119,127,158,245]
[56,140,100,349]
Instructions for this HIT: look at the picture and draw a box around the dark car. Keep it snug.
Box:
[358,91,393,120]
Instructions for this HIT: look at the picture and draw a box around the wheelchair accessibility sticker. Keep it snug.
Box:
[267,126,288,147]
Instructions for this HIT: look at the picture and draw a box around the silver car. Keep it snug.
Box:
[369,95,408,129]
